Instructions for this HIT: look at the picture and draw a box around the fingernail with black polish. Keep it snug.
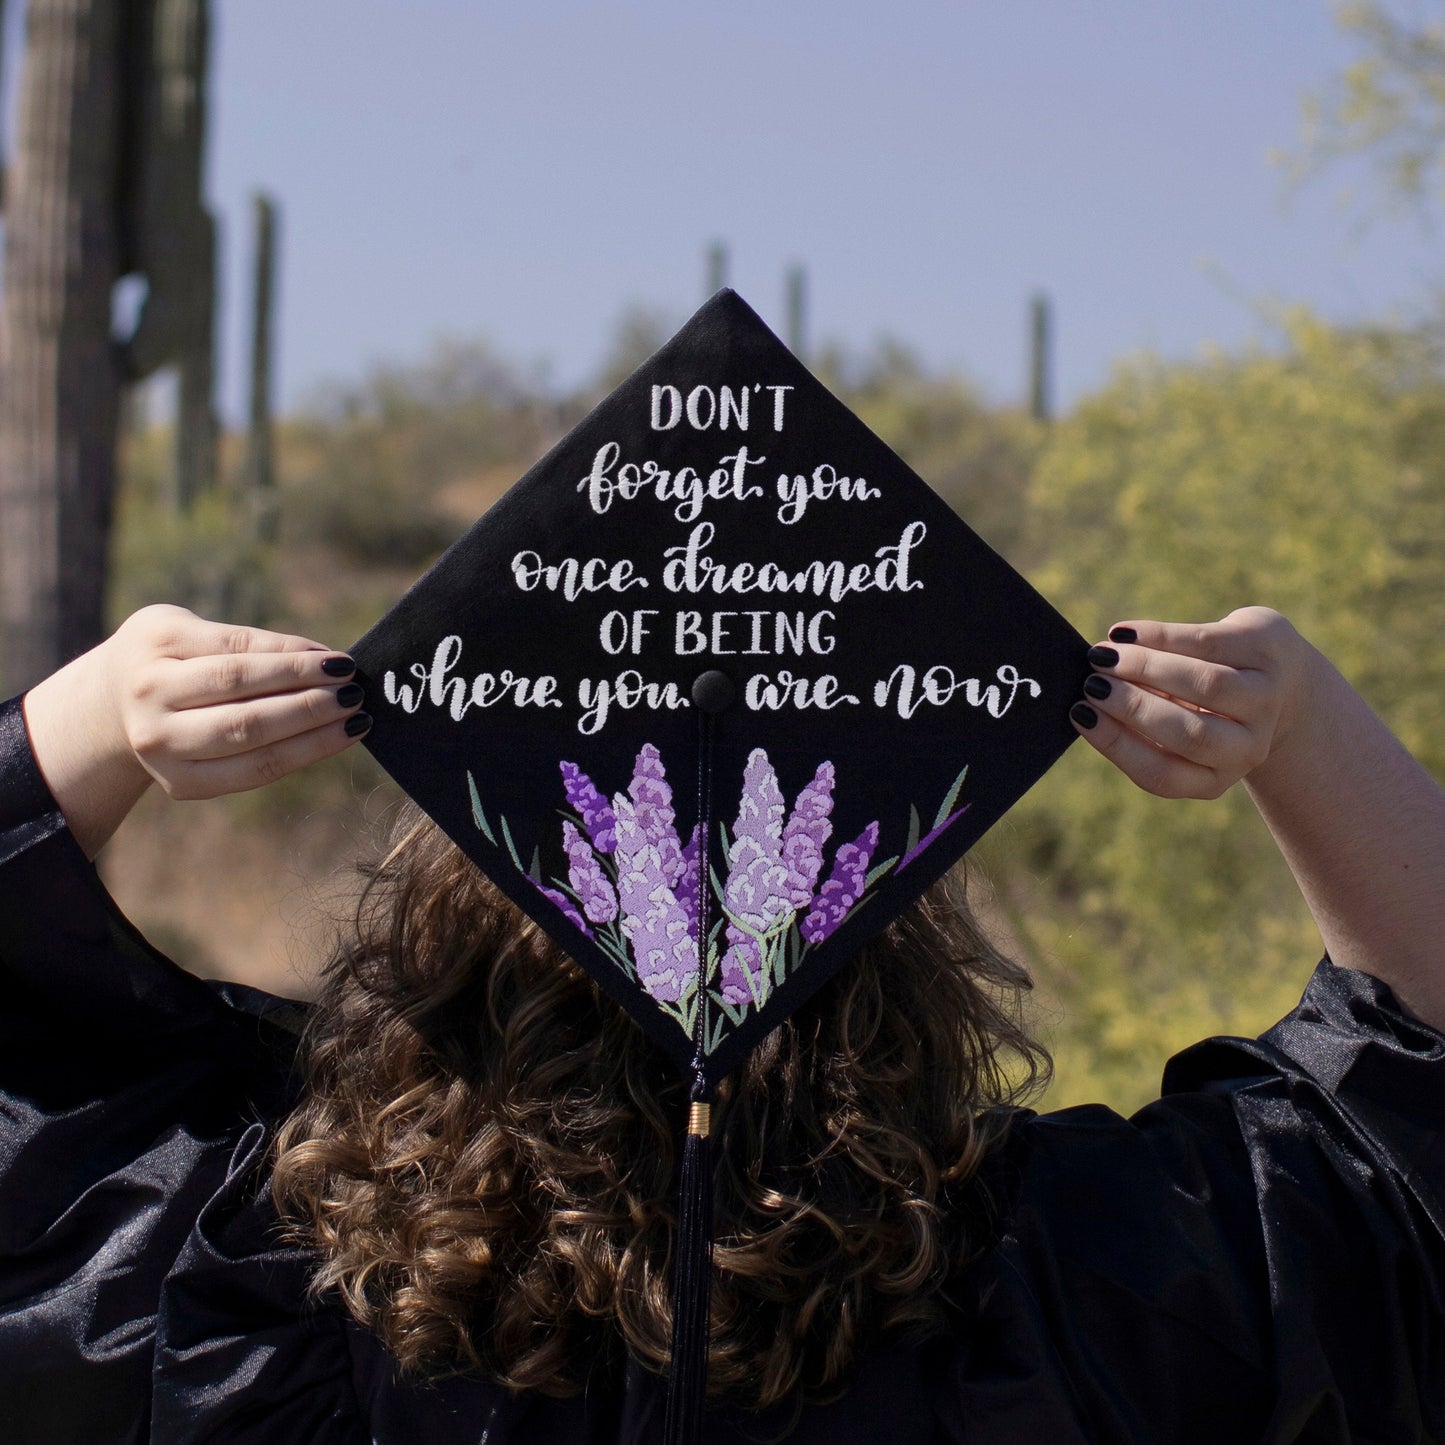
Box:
[1083,674,1112,700]
[1108,626,1137,644]
[1070,701,1099,729]
[344,712,373,737]
[1087,645,1120,668]
[336,683,364,709]
[322,655,356,678]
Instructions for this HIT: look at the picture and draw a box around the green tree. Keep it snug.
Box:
[1286,1,1445,218]
[817,339,1042,560]
[998,317,1445,1110]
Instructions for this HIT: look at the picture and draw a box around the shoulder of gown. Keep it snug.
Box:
[921,958,1445,1445]
[1166,960,1445,1440]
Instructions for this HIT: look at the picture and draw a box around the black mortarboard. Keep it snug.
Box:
[350,290,1087,1441]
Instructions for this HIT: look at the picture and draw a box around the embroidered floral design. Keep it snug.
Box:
[627,743,684,887]
[800,822,879,944]
[612,796,693,1004]
[719,750,793,1008]
[467,754,973,1049]
[559,761,617,854]
[677,825,702,936]
[781,762,835,910]
[531,879,591,937]
[562,820,619,925]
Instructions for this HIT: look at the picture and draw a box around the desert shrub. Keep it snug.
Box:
[999,315,1445,1109]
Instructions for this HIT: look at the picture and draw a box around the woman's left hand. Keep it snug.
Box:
[1071,605,1445,1030]
[1068,606,1313,799]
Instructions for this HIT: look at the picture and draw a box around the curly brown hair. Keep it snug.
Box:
[271,804,1049,1410]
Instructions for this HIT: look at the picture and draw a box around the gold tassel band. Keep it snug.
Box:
[688,1102,712,1137]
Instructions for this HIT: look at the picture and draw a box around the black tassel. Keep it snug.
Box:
[665,689,726,1444]
[664,1075,716,1445]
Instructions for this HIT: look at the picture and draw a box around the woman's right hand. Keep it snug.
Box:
[20,605,370,859]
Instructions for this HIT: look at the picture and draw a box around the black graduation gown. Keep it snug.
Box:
[1,691,1442,1444]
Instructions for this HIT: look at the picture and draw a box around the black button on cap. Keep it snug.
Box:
[691,670,736,714]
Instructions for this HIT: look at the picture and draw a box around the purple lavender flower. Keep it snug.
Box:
[781,762,835,910]
[560,761,617,854]
[801,821,880,945]
[719,749,795,1008]
[717,944,758,1008]
[532,879,592,938]
[613,794,695,1004]
[627,743,684,888]
[676,825,702,939]
[724,749,790,929]
[562,820,619,925]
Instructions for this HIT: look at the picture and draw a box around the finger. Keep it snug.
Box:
[1087,642,1267,724]
[1068,700,1225,800]
[144,610,333,662]
[1101,610,1286,671]
[165,713,372,800]
[142,684,366,762]
[1081,675,1257,771]
[154,648,357,711]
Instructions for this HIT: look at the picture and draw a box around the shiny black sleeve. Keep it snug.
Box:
[0,694,356,1443]
[1163,960,1445,1441]
[928,961,1445,1445]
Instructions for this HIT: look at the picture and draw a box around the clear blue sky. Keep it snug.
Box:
[14,2,1445,420]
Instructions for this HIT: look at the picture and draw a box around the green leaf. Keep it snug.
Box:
[710,991,748,1031]
[680,989,700,1039]
[865,855,899,889]
[596,935,637,979]
[933,765,969,831]
[768,933,787,988]
[467,771,496,845]
[499,815,525,873]
[904,803,921,859]
[706,1009,728,1055]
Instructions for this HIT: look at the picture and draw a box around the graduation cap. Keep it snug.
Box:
[350,290,1087,1442]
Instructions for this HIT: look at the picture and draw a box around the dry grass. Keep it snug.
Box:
[98,755,404,1000]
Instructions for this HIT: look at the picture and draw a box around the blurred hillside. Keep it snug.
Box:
[101,314,1445,1115]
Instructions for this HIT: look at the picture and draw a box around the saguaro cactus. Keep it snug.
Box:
[0,0,9,208]
[122,0,217,512]
[706,241,728,298]
[1029,292,1052,423]
[0,0,124,693]
[244,193,279,545]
